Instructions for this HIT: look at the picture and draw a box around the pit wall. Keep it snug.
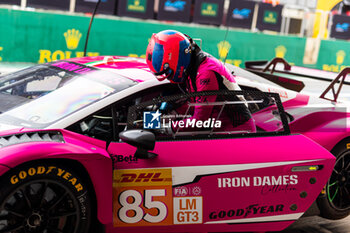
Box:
[0,8,348,72]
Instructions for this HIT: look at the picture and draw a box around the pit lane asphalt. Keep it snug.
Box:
[271,215,350,233]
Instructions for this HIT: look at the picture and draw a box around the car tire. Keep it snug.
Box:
[318,143,350,220]
[0,161,92,233]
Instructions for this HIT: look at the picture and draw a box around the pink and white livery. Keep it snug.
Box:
[0,55,347,233]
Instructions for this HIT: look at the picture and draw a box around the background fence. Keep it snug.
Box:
[0,0,350,72]
[0,0,336,37]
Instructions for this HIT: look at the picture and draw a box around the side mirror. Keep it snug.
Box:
[119,130,157,159]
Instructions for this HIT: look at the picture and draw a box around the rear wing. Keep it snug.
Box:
[245,57,350,102]
[319,67,350,102]
[245,58,304,92]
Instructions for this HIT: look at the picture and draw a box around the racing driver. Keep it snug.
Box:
[146,29,256,133]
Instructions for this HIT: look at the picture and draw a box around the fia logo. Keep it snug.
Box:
[143,110,161,129]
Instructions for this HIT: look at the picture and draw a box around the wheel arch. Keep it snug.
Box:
[317,136,350,219]
[330,136,350,155]
[0,154,113,225]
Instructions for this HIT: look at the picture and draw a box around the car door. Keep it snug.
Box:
[106,90,335,233]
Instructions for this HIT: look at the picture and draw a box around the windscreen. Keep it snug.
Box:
[0,61,137,128]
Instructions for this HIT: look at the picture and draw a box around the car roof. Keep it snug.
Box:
[66,56,157,83]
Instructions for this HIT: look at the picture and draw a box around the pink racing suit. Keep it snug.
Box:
[184,52,256,133]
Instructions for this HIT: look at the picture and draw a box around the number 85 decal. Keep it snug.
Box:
[118,189,169,224]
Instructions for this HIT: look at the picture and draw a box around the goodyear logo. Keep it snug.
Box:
[114,169,172,187]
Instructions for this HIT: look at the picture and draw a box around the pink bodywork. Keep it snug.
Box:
[0,56,345,232]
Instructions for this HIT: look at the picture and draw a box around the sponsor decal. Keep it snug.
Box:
[64,29,82,50]
[275,45,287,58]
[217,41,231,61]
[322,50,348,72]
[174,197,203,224]
[51,61,93,74]
[192,186,202,196]
[174,186,189,196]
[174,186,202,196]
[261,184,297,195]
[164,0,186,12]
[127,0,146,12]
[78,192,89,219]
[209,204,284,219]
[263,10,278,24]
[217,175,298,188]
[335,23,350,33]
[200,78,210,85]
[114,155,138,163]
[201,3,218,17]
[217,41,242,66]
[38,29,99,64]
[232,8,251,19]
[115,170,172,186]
[113,169,173,226]
[268,87,288,98]
[336,50,346,65]
[10,166,83,192]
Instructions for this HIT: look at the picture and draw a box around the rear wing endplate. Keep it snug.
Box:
[320,67,350,102]
[245,58,304,92]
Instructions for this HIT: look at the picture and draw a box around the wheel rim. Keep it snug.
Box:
[327,151,350,211]
[0,179,80,233]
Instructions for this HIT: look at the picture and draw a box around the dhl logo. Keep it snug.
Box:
[114,169,172,187]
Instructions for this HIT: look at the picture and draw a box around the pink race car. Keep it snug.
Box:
[0,56,338,233]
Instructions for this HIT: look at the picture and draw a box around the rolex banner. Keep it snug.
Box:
[256,3,283,32]
[26,0,70,10]
[117,0,155,19]
[193,0,224,26]
[0,0,21,5]
[75,0,117,15]
[157,0,192,22]
[330,14,350,40]
[226,0,255,29]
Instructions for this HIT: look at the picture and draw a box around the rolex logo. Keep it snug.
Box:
[336,50,346,65]
[217,41,231,60]
[275,45,286,58]
[64,29,82,50]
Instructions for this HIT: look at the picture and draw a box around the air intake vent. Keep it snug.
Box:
[0,131,65,148]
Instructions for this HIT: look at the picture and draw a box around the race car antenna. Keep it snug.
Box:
[83,0,102,57]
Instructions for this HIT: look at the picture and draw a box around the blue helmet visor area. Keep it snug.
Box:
[153,66,174,81]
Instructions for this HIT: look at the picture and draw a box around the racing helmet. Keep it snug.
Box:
[146,30,192,83]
